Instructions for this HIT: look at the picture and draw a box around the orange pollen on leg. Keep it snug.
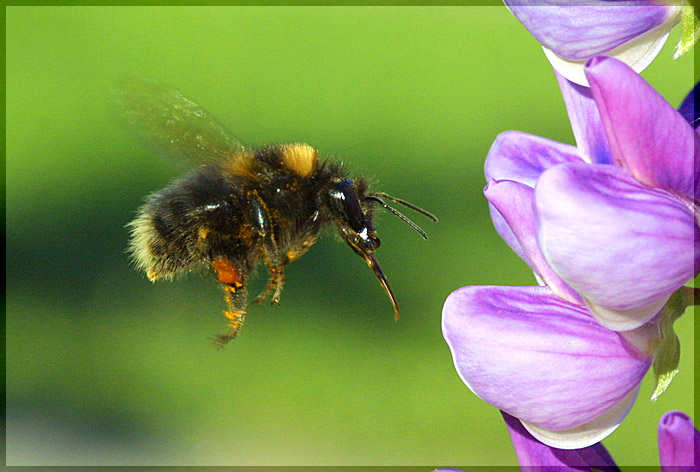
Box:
[213,257,243,287]
[224,311,244,321]
[286,249,303,262]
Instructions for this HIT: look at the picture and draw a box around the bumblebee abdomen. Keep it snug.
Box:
[128,166,239,280]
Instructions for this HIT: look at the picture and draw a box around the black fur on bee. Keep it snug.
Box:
[118,80,437,347]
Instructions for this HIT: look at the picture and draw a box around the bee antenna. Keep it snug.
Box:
[365,196,430,240]
[369,192,438,223]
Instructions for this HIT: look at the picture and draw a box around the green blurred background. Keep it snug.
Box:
[6,6,694,467]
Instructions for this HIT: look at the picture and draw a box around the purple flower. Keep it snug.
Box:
[658,411,700,469]
[443,284,655,449]
[485,56,699,331]
[501,411,620,471]
[434,411,698,470]
[503,1,683,86]
[443,57,698,448]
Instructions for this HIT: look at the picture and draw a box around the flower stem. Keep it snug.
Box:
[677,286,699,307]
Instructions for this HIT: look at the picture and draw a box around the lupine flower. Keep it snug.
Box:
[658,410,700,469]
[433,411,698,470]
[485,56,699,332]
[500,411,619,471]
[503,0,684,86]
[443,57,698,448]
[443,284,655,449]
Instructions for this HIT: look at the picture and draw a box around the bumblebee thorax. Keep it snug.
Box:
[279,143,318,178]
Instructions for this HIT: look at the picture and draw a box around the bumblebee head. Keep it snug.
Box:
[327,178,381,254]
[324,178,438,321]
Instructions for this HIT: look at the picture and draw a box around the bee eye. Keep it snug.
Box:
[328,179,366,232]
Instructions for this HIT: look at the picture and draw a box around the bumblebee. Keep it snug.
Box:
[115,80,437,347]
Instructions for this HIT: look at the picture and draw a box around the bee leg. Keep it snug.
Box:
[211,284,249,348]
[253,260,285,306]
[211,256,249,348]
[254,235,318,305]
[248,190,286,306]
[270,271,284,305]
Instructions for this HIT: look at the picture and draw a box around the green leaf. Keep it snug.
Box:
[651,329,680,401]
[674,3,699,59]
[650,287,693,400]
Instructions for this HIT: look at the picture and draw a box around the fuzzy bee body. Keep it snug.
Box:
[118,80,436,346]
[131,144,334,282]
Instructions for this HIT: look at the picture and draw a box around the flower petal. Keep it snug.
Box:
[535,162,699,331]
[555,70,611,165]
[585,55,700,199]
[658,411,700,469]
[485,131,582,187]
[585,300,668,334]
[521,384,640,450]
[488,200,530,267]
[502,411,619,469]
[678,82,698,132]
[442,285,652,434]
[484,131,582,263]
[504,2,680,60]
[542,21,673,87]
[485,179,582,304]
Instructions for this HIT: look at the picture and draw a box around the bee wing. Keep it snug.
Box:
[110,79,247,163]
